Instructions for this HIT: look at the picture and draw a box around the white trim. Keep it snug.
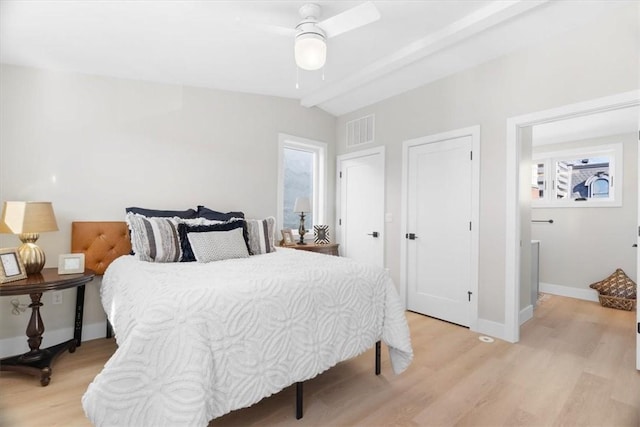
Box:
[277,133,328,239]
[519,305,533,325]
[539,282,599,303]
[0,321,107,358]
[336,146,386,266]
[505,90,640,344]
[400,125,480,327]
[474,318,507,341]
[336,145,384,162]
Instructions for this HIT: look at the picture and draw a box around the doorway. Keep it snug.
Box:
[401,126,480,328]
[504,90,640,368]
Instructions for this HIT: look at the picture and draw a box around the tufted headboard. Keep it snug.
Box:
[71,221,131,275]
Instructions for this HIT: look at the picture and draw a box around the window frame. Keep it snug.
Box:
[532,143,623,208]
[277,133,327,240]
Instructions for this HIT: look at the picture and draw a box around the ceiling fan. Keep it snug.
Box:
[265,2,381,71]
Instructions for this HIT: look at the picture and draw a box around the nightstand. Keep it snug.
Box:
[286,243,339,256]
[0,269,95,386]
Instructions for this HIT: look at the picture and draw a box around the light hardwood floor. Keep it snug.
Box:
[1,294,638,426]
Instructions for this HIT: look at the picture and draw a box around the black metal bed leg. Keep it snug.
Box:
[375,341,381,375]
[295,382,303,419]
[106,320,113,339]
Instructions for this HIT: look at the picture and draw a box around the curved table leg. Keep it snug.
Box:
[0,293,77,386]
[20,292,45,362]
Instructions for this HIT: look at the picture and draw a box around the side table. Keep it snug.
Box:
[285,243,340,256]
[0,268,95,386]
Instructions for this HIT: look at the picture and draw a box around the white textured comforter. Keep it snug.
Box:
[82,248,413,426]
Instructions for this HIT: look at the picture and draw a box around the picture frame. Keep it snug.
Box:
[58,253,85,275]
[0,248,27,283]
[314,225,330,244]
[281,229,295,246]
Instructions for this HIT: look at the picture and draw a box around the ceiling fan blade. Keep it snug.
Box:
[235,18,295,37]
[318,1,380,38]
[261,24,296,37]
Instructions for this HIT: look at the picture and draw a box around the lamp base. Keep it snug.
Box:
[18,233,45,275]
[298,212,307,245]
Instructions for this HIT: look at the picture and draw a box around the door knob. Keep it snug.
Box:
[406,233,418,240]
[368,231,379,238]
[633,244,638,248]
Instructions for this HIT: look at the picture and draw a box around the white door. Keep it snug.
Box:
[338,148,384,268]
[405,133,476,327]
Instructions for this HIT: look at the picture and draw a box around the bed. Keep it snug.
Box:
[78,217,413,426]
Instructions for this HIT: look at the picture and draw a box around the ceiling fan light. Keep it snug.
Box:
[295,32,326,71]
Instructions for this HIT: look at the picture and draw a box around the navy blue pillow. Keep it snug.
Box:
[178,221,250,262]
[196,205,244,221]
[126,207,197,219]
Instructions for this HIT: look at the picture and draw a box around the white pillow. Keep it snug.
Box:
[177,217,224,226]
[187,227,249,262]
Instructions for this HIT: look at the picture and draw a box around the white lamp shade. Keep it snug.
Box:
[295,33,326,71]
[293,197,312,213]
[0,201,59,234]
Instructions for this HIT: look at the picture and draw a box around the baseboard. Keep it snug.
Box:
[539,282,599,303]
[0,321,107,358]
[519,305,533,325]
[473,318,507,342]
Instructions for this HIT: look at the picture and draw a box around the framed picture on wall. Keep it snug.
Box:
[0,248,27,283]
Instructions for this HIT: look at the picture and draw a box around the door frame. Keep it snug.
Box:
[637,132,640,371]
[336,146,386,265]
[504,90,640,343]
[400,126,480,330]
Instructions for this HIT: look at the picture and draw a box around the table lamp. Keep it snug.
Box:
[293,197,311,245]
[0,201,59,274]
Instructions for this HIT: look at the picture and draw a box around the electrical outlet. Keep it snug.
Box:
[52,291,63,305]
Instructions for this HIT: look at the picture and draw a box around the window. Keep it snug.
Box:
[587,175,609,198]
[277,134,326,238]
[531,162,545,200]
[532,143,622,208]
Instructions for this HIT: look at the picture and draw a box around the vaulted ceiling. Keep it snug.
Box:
[0,1,631,116]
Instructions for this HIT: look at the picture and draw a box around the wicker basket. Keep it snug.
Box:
[597,293,636,311]
[589,268,637,311]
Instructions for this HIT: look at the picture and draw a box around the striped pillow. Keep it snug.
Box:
[126,213,182,262]
[245,217,276,255]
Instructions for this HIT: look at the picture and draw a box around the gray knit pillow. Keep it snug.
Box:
[187,227,250,262]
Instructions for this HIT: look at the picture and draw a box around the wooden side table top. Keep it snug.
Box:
[284,243,340,256]
[0,268,95,296]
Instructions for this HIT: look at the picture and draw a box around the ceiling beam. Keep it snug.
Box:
[300,0,549,111]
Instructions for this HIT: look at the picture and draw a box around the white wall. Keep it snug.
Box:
[532,133,638,290]
[0,65,336,355]
[335,3,639,328]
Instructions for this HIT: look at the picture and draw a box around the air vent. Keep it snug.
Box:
[346,114,374,147]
